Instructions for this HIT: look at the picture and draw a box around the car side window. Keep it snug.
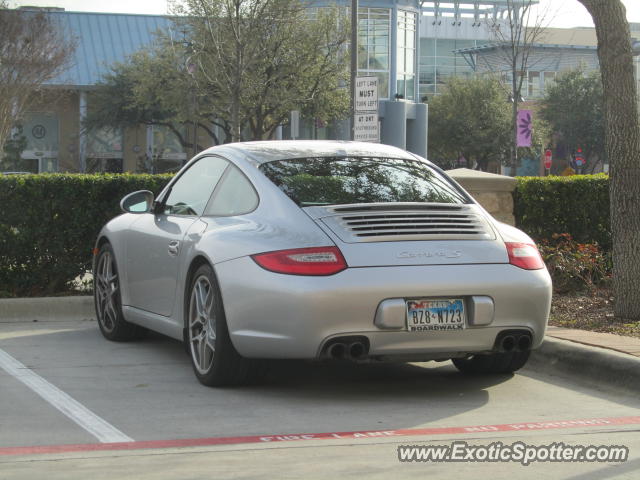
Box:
[204,165,258,216]
[163,157,229,216]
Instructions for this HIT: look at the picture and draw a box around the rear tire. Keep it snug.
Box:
[94,243,144,341]
[186,263,262,386]
[452,350,530,374]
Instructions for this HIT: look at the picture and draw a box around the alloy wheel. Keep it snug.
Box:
[189,275,217,374]
[95,251,119,333]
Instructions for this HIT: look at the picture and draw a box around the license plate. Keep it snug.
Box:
[406,299,466,332]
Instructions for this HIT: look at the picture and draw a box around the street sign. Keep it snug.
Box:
[544,149,552,169]
[355,76,378,112]
[353,76,379,143]
[354,113,379,142]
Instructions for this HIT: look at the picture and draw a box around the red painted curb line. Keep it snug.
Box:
[1,416,639,457]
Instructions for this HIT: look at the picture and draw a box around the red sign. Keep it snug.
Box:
[544,149,552,169]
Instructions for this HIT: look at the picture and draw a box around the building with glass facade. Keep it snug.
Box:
[330,0,421,102]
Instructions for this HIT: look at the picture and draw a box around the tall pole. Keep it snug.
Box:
[512,75,518,177]
[192,88,197,160]
[350,0,358,140]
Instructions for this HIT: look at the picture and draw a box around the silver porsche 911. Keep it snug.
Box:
[93,141,552,386]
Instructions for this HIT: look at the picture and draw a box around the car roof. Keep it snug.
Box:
[201,140,422,166]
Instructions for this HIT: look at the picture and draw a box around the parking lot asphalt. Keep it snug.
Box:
[0,316,639,479]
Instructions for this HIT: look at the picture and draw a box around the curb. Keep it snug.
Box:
[0,296,94,322]
[529,337,640,395]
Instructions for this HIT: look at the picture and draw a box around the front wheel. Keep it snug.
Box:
[94,243,144,341]
[452,350,530,374]
[186,264,260,386]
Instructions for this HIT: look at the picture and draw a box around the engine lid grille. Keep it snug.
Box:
[318,205,495,242]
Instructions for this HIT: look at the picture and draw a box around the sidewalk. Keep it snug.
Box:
[546,325,640,358]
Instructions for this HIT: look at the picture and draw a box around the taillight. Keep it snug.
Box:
[505,242,545,270]
[251,246,347,276]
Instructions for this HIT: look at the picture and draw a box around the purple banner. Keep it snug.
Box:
[517,109,533,147]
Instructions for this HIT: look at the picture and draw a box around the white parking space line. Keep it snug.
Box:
[0,348,133,444]
[0,327,92,341]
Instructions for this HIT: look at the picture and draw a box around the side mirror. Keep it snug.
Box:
[120,190,154,214]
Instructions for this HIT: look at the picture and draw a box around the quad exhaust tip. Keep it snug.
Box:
[517,335,532,351]
[501,335,516,352]
[495,330,532,353]
[349,342,366,359]
[328,342,346,359]
[324,337,369,360]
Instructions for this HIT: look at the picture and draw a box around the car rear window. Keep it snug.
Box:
[259,156,468,206]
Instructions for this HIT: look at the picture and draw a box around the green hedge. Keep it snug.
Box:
[0,174,173,297]
[514,174,610,250]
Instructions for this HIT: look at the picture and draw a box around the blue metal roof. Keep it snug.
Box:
[44,11,174,87]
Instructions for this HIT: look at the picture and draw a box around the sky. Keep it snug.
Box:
[7,0,640,28]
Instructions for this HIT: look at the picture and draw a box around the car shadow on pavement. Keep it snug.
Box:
[246,358,512,398]
[127,330,513,402]
[146,329,514,403]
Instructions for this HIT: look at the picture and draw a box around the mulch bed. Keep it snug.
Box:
[550,288,640,338]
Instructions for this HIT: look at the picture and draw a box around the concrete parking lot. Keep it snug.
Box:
[1,317,639,479]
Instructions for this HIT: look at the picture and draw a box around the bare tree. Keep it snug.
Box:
[576,0,640,321]
[485,0,550,175]
[169,0,349,142]
[0,4,75,152]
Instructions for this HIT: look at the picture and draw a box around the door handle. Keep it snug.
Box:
[168,240,180,256]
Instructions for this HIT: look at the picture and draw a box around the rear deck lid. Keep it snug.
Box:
[304,203,507,267]
[259,155,508,267]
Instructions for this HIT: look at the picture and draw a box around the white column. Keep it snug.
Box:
[390,7,398,99]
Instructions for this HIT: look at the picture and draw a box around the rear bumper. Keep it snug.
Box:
[215,257,552,359]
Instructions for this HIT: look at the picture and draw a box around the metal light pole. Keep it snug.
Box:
[350,0,358,140]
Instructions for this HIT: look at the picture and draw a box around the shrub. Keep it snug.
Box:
[538,233,611,293]
[0,173,172,297]
[514,174,610,250]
